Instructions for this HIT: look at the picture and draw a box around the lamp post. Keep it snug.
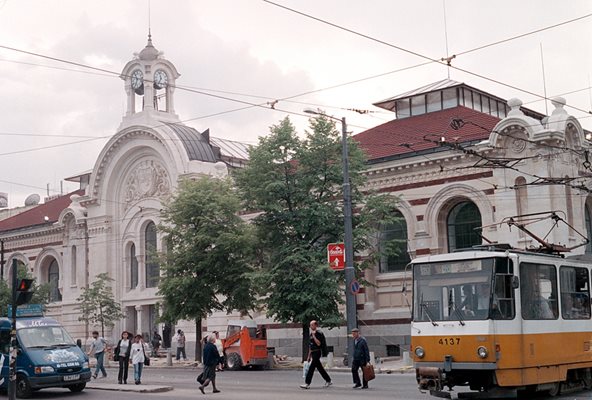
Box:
[304,109,357,364]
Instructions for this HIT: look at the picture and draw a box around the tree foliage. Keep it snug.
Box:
[158,176,257,324]
[234,116,401,358]
[76,272,124,337]
[0,262,51,316]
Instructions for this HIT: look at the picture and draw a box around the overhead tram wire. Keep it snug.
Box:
[1,12,591,154]
[3,6,592,127]
[262,1,592,117]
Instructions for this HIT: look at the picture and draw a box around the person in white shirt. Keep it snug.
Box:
[213,331,224,371]
[131,334,148,385]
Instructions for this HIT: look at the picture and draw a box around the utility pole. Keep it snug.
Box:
[8,259,17,400]
[1,239,5,281]
[304,109,357,364]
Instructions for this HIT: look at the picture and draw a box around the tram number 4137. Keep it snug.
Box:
[438,337,460,345]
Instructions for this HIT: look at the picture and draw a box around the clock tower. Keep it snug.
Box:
[119,33,181,129]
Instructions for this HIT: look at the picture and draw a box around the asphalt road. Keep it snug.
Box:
[19,368,592,399]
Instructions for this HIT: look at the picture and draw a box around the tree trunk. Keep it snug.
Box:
[301,323,310,362]
[99,306,104,337]
[195,319,202,362]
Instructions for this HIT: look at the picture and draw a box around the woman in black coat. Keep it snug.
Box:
[114,331,132,384]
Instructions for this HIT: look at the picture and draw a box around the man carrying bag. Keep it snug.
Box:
[351,328,372,389]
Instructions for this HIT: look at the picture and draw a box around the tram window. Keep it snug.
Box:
[493,274,515,319]
[520,263,558,320]
[560,266,591,320]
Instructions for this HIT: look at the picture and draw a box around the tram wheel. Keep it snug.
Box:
[547,382,561,397]
[583,369,592,390]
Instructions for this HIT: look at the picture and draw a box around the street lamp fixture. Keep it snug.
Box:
[304,108,357,364]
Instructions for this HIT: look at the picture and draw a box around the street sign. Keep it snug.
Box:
[350,279,361,294]
[7,304,43,318]
[327,243,345,270]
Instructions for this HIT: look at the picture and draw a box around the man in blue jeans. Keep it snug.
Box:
[88,330,108,379]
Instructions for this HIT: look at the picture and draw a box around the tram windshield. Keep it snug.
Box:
[413,257,514,322]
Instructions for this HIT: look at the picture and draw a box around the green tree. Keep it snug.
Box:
[76,273,124,337]
[234,116,401,359]
[157,176,257,357]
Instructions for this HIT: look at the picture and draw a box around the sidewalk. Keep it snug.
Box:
[273,356,415,375]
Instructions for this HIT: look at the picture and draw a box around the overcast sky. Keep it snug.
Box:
[0,0,591,207]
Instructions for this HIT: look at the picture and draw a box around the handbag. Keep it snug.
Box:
[113,353,119,362]
[197,372,205,384]
[362,364,375,381]
[142,344,150,366]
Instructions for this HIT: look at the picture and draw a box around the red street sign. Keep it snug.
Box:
[327,243,345,270]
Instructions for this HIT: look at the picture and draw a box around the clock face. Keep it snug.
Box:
[131,70,144,94]
[154,69,168,90]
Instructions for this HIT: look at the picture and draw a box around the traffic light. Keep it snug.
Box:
[16,279,34,306]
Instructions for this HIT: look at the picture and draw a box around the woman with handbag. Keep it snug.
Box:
[114,331,132,384]
[131,334,149,385]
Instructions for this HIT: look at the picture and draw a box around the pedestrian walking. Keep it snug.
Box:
[213,331,224,371]
[131,334,149,384]
[300,320,332,389]
[114,331,132,384]
[88,330,107,379]
[151,330,162,357]
[198,335,221,394]
[175,329,187,361]
[351,328,371,389]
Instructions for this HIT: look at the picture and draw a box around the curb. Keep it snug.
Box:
[86,383,173,393]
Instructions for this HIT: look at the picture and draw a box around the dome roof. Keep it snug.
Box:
[138,34,159,61]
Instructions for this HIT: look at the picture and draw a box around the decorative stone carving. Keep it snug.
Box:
[124,160,171,207]
[510,137,527,153]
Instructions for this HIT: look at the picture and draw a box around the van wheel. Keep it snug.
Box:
[67,383,86,392]
[226,353,242,370]
[16,374,32,399]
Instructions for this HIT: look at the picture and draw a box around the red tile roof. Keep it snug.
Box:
[354,106,501,162]
[0,189,84,233]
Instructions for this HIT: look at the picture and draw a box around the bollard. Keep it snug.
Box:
[369,351,375,365]
[403,351,411,366]
[326,352,334,368]
[166,348,173,366]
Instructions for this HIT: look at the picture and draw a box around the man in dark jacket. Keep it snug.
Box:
[300,320,332,389]
[351,328,371,389]
[198,335,220,394]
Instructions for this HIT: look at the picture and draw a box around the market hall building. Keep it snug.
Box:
[1,39,591,358]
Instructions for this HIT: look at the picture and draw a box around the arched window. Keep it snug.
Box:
[447,201,482,252]
[379,211,410,273]
[71,246,77,286]
[145,222,159,288]
[130,243,138,288]
[48,259,62,302]
[586,205,592,254]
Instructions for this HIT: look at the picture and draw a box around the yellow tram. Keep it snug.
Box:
[411,245,592,398]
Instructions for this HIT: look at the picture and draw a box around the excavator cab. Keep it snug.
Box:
[222,320,270,370]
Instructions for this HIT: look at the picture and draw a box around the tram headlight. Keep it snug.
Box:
[414,346,425,359]
[477,346,488,359]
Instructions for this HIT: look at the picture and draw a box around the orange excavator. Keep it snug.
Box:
[222,320,270,370]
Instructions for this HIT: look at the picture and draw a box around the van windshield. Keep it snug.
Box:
[18,326,76,349]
